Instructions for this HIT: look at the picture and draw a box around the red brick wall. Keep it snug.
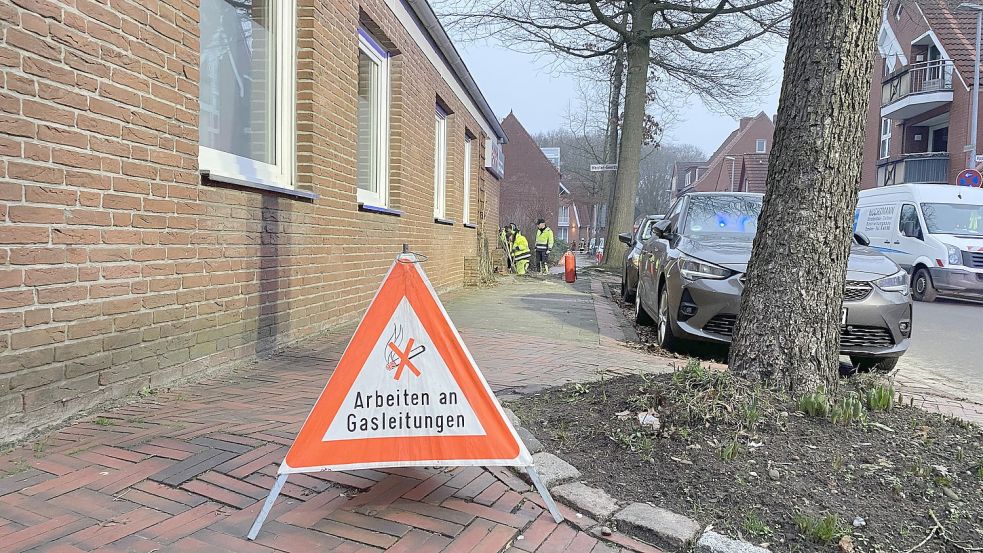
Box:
[499,113,559,240]
[0,0,502,441]
[694,114,774,193]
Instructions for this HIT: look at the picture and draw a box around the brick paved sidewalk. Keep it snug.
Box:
[0,275,673,553]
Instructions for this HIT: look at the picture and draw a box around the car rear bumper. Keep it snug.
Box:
[929,267,983,297]
[669,277,912,358]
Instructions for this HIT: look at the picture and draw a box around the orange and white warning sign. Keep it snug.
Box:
[280,254,532,473]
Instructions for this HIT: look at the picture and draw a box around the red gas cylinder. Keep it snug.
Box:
[563,251,577,283]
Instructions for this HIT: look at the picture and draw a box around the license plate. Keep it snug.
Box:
[841,308,848,325]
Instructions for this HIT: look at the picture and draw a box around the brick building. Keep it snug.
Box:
[0,0,507,441]
[862,0,983,188]
[672,112,774,197]
[499,113,559,240]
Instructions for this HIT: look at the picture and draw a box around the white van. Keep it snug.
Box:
[856,184,983,302]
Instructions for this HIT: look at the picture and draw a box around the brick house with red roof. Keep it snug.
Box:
[672,112,775,198]
[862,0,983,187]
[499,113,560,240]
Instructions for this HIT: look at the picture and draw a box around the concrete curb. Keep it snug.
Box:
[509,412,772,552]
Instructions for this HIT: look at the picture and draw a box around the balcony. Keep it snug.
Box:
[881,60,954,120]
[876,152,949,186]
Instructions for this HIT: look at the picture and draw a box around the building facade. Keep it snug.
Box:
[0,0,506,441]
[862,0,983,188]
[499,113,559,240]
[673,112,774,197]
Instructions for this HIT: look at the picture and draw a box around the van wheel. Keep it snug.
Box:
[850,356,900,373]
[911,268,937,302]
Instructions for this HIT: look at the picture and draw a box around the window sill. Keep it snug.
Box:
[358,203,402,217]
[201,171,317,201]
[463,222,477,229]
[434,217,455,226]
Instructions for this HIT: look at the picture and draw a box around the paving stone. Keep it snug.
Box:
[531,452,581,487]
[551,482,619,520]
[613,503,701,550]
[503,408,521,427]
[696,530,771,553]
[516,426,544,454]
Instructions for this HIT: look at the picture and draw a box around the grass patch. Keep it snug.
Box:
[793,512,848,544]
[742,512,773,537]
[94,417,116,426]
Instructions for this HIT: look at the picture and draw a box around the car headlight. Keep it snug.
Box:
[875,270,909,295]
[944,244,962,266]
[679,256,732,281]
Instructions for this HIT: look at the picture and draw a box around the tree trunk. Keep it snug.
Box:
[727,0,880,393]
[601,10,653,271]
[598,44,625,250]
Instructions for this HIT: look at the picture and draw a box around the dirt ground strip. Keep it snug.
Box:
[511,373,983,553]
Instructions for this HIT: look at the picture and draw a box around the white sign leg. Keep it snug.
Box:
[525,467,564,523]
[247,473,288,540]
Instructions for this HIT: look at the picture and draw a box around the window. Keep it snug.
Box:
[463,137,472,223]
[899,204,923,239]
[199,0,296,189]
[756,139,767,153]
[557,227,568,241]
[894,3,903,20]
[879,118,891,159]
[684,172,692,186]
[433,107,448,219]
[558,206,570,226]
[356,29,390,206]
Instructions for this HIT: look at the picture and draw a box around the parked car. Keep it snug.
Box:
[635,192,912,371]
[618,214,665,301]
[856,183,983,302]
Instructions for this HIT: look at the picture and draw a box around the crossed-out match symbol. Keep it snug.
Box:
[387,338,424,380]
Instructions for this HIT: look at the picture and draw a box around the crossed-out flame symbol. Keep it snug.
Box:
[385,325,425,380]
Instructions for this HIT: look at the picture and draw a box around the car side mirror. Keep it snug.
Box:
[618,232,633,245]
[853,232,870,247]
[900,221,919,238]
[652,219,672,239]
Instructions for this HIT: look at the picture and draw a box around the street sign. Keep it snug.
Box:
[958,169,983,187]
[976,154,983,164]
[247,252,562,540]
[590,164,618,172]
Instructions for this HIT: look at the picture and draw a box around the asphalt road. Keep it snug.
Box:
[896,298,983,405]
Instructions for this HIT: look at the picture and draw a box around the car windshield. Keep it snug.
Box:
[682,195,762,237]
[920,202,983,236]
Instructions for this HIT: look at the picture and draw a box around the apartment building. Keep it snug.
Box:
[0,0,507,440]
[672,112,774,197]
[863,0,983,187]
[499,113,559,240]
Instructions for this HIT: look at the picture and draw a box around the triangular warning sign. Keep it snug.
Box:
[281,255,532,473]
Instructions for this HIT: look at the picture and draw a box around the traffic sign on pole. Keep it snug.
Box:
[958,169,983,187]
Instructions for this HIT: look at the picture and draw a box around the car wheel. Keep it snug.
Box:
[634,278,654,326]
[911,268,937,302]
[850,356,900,373]
[656,285,679,351]
[622,270,635,302]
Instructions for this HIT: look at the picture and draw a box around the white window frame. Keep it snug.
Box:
[198,0,296,191]
[434,108,448,219]
[356,30,391,207]
[463,136,472,223]
[880,118,891,159]
[755,139,766,153]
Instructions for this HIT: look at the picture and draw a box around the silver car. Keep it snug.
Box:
[635,192,912,371]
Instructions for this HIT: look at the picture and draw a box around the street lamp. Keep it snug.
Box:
[724,155,737,192]
[960,3,983,169]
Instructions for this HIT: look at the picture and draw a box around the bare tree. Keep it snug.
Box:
[728,0,880,393]
[439,0,790,271]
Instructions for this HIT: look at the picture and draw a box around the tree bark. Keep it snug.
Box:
[601,7,653,270]
[727,0,880,393]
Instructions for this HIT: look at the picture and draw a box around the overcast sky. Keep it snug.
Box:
[457,42,787,157]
